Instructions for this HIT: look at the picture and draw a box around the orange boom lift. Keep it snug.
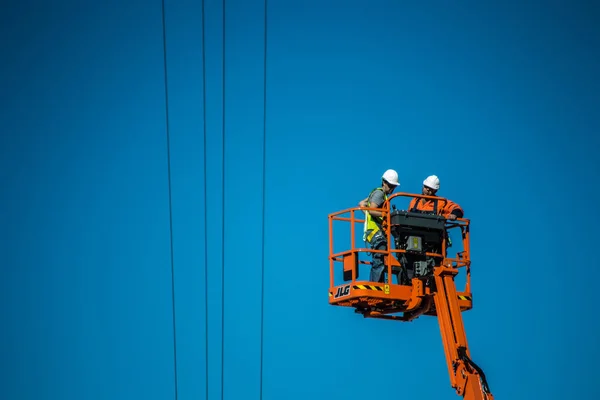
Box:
[328,192,494,400]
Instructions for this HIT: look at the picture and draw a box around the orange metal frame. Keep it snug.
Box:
[327,192,494,400]
[328,192,472,317]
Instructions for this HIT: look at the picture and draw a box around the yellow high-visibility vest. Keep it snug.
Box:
[363,187,387,242]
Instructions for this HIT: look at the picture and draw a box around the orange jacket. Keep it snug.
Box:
[408,197,464,219]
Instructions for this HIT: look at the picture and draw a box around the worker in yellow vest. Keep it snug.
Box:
[358,169,400,283]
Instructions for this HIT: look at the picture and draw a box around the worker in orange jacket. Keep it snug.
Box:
[408,175,464,220]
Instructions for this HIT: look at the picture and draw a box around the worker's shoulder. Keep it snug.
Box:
[368,187,385,198]
[446,197,462,206]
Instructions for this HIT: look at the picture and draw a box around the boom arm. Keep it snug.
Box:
[433,266,494,400]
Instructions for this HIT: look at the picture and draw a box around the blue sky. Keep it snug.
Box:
[1,1,599,399]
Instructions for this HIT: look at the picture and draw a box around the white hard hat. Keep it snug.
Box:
[423,175,440,190]
[382,169,400,186]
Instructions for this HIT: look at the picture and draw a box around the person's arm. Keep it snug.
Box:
[408,198,417,212]
[365,190,385,217]
[443,200,464,220]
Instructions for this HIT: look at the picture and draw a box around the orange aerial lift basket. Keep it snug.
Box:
[328,192,494,400]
